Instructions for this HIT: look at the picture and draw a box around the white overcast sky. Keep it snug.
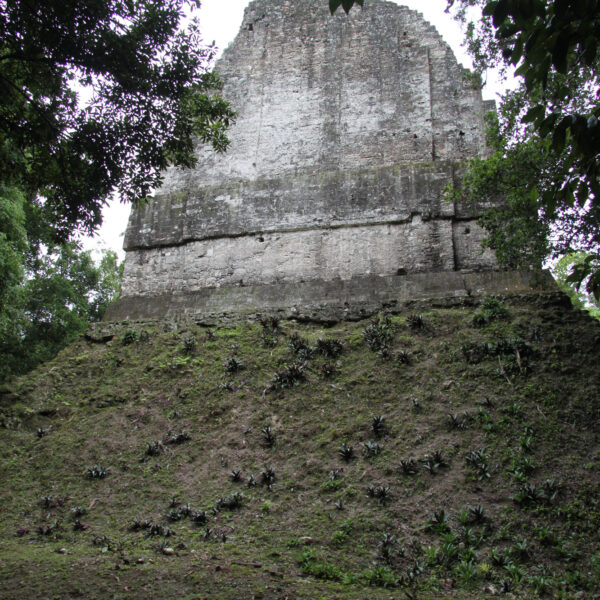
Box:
[83,0,507,259]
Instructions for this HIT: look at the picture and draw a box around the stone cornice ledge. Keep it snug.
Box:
[104,270,557,324]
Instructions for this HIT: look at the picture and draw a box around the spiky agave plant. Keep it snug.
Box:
[288,333,314,361]
[73,519,89,531]
[145,440,165,456]
[259,315,280,347]
[163,430,191,445]
[320,361,337,378]
[41,496,63,509]
[363,440,383,458]
[315,338,343,358]
[422,451,446,475]
[377,533,399,564]
[181,334,196,355]
[86,464,108,479]
[399,458,418,475]
[190,510,208,525]
[130,518,152,532]
[167,508,185,522]
[432,450,447,466]
[270,362,306,389]
[223,357,244,373]
[261,466,276,488]
[147,523,173,537]
[448,412,471,431]
[406,314,425,330]
[425,508,449,533]
[261,426,276,448]
[371,415,386,438]
[367,485,391,504]
[216,492,244,511]
[396,349,411,364]
[467,504,487,523]
[70,506,87,518]
[338,442,355,462]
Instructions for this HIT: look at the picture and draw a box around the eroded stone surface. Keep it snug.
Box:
[112,0,505,321]
[108,271,557,324]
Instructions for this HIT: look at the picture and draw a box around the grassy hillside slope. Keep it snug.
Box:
[1,293,599,600]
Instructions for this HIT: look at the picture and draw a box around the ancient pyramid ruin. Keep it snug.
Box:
[106,0,548,322]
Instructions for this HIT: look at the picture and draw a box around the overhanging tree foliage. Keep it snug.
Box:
[445,0,600,298]
[554,251,600,318]
[0,238,122,383]
[0,1,229,381]
[0,0,235,240]
[0,178,123,383]
[329,0,363,13]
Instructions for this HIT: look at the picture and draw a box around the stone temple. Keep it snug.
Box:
[106,0,546,322]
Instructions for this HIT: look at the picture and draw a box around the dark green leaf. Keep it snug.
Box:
[329,0,343,13]
[511,38,524,64]
[532,0,546,17]
[586,267,600,302]
[551,32,570,73]
[493,0,510,27]
[583,37,598,65]
[576,180,589,205]
[554,0,571,18]
[522,105,545,124]
[482,1,499,17]
[518,0,535,20]
[529,187,539,202]
[551,118,569,152]
[514,63,529,77]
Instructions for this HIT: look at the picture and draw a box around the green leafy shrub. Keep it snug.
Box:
[371,415,386,438]
[362,313,396,353]
[270,362,306,389]
[406,314,426,330]
[338,442,355,462]
[163,430,191,445]
[86,464,108,479]
[472,296,509,327]
[261,426,276,448]
[298,550,344,582]
[259,315,280,347]
[400,458,418,475]
[288,333,314,361]
[181,334,196,355]
[424,508,450,534]
[223,357,244,373]
[363,440,383,458]
[121,330,138,346]
[315,338,343,358]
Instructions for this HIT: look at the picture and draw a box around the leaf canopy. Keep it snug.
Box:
[0,0,235,240]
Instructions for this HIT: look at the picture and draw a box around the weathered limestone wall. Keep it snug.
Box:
[109,271,557,324]
[108,0,508,322]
